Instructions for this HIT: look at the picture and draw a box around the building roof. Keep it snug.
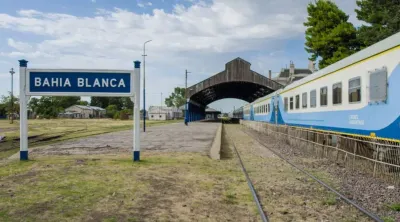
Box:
[205,108,221,113]
[68,105,106,111]
[277,68,313,78]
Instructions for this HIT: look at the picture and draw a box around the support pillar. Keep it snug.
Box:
[133,61,141,161]
[19,59,28,160]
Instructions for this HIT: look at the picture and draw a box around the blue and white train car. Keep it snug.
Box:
[243,103,252,121]
[243,31,400,142]
[251,93,276,123]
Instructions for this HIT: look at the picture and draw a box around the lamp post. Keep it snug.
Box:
[9,68,15,124]
[184,69,191,125]
[142,39,152,132]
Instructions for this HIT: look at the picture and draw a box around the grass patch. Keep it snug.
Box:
[388,203,400,211]
[322,194,337,206]
[0,119,181,159]
[0,152,258,221]
[382,216,395,222]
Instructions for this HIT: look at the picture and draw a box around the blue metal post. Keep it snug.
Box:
[185,99,188,125]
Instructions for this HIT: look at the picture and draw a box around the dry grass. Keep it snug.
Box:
[0,151,261,222]
[0,119,180,159]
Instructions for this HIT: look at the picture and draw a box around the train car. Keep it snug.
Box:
[243,103,252,121]
[232,106,244,119]
[245,31,400,142]
[252,93,275,124]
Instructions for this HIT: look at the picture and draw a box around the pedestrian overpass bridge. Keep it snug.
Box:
[185,57,283,122]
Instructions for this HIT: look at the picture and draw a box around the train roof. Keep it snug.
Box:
[281,31,400,93]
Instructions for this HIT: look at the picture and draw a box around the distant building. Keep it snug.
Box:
[59,105,106,119]
[148,106,183,121]
[205,108,221,120]
[273,60,316,86]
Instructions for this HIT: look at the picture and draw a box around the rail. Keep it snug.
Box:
[224,125,269,222]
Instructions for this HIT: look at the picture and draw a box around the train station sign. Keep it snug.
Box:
[27,70,133,96]
[18,60,142,162]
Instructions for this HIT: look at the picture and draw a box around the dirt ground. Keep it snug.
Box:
[240,124,400,222]
[223,124,371,222]
[7,122,219,159]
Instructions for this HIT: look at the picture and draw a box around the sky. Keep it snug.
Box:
[0,0,362,113]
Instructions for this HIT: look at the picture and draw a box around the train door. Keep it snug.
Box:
[250,105,254,121]
[274,95,279,125]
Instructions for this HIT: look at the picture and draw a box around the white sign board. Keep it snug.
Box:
[18,60,141,161]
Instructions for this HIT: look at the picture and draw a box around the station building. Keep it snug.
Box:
[59,105,106,119]
[148,106,183,121]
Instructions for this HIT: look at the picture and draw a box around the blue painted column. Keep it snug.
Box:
[184,99,189,125]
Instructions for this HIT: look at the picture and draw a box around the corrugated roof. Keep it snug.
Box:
[71,105,106,111]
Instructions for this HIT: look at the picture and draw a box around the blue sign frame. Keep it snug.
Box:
[26,69,134,97]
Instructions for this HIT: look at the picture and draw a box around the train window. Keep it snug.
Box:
[370,67,387,103]
[310,90,316,108]
[302,92,307,108]
[349,77,361,103]
[284,97,288,111]
[333,82,342,105]
[268,104,270,113]
[290,97,293,110]
[295,95,300,109]
[320,87,328,106]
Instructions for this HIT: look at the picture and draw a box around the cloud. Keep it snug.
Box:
[91,0,96,3]
[7,38,33,51]
[147,2,152,6]
[0,0,360,110]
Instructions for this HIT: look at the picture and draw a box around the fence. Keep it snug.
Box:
[241,120,400,184]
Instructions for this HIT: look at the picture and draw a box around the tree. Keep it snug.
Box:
[165,87,185,108]
[304,0,359,69]
[90,97,132,110]
[1,93,20,115]
[106,105,118,118]
[56,96,80,109]
[355,0,400,48]
[27,96,80,118]
[77,100,89,106]
[90,97,110,108]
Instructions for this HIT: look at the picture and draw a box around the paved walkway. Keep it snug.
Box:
[26,122,220,156]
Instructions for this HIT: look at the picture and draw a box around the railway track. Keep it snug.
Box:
[235,125,384,222]
[225,130,269,222]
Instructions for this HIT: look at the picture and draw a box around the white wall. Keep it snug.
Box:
[149,113,167,121]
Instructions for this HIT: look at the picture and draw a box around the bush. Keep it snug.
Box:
[106,105,118,118]
[113,111,120,120]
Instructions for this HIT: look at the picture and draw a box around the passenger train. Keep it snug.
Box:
[233,32,400,142]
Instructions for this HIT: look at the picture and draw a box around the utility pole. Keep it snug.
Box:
[185,69,190,125]
[9,68,15,124]
[142,39,152,132]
